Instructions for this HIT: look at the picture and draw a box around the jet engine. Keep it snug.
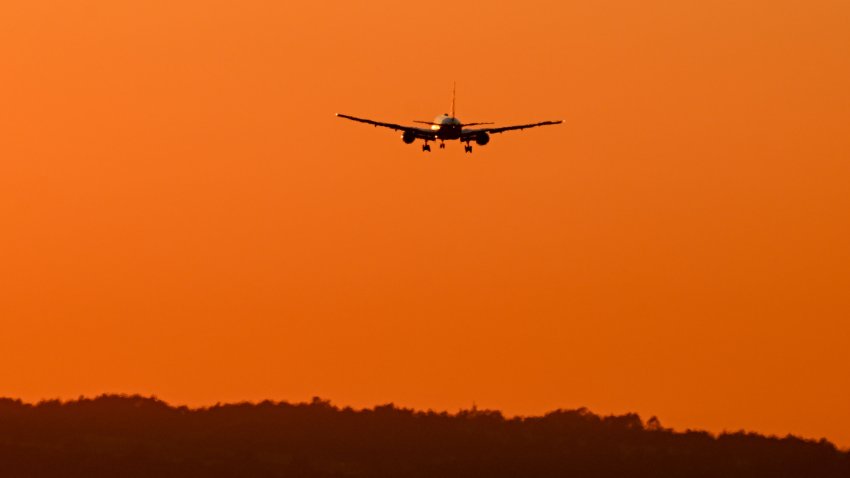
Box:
[475,132,490,146]
[401,130,416,144]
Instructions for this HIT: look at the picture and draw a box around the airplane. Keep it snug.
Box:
[335,85,562,153]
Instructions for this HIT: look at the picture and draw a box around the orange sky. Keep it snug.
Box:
[2,0,849,446]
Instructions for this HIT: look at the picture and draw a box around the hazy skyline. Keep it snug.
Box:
[1,1,848,446]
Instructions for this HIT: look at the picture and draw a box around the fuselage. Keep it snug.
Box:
[430,114,463,140]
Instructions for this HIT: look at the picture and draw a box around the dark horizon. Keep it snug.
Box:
[1,393,845,450]
[1,394,847,477]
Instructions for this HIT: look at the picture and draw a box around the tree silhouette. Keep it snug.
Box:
[0,395,846,477]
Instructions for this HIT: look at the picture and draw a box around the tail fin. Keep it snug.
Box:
[451,82,456,118]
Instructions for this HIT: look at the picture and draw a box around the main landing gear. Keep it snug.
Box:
[420,141,473,153]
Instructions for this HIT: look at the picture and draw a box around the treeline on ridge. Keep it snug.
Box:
[0,395,846,477]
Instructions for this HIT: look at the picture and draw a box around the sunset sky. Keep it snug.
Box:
[2,1,849,446]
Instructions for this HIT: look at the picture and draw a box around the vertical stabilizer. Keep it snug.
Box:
[451,82,456,118]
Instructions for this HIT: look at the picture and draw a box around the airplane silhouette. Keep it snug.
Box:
[336,85,562,153]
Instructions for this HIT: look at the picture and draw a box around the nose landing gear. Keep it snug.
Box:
[422,143,431,152]
[439,142,446,149]
[464,144,473,153]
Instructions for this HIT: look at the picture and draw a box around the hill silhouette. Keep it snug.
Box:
[0,395,846,477]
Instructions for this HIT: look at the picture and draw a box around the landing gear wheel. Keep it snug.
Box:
[422,144,431,152]
[464,144,473,153]
[439,142,446,149]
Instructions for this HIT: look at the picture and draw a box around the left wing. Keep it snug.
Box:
[336,113,436,140]
[336,113,410,131]
[461,120,563,138]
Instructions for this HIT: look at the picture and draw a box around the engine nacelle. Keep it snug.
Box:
[401,130,416,144]
[475,132,490,146]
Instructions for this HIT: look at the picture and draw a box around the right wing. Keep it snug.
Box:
[461,120,563,138]
[336,113,436,139]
